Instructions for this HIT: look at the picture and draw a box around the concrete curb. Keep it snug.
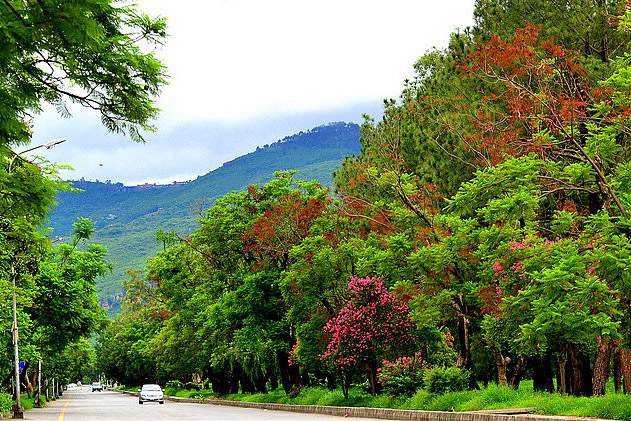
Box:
[118,390,608,421]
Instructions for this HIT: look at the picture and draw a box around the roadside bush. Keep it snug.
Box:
[0,393,12,415]
[379,353,427,396]
[423,367,469,395]
[165,380,183,389]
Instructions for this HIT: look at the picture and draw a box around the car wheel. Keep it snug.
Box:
[159,401,164,405]
[139,401,143,405]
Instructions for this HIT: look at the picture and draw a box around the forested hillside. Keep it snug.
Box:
[49,122,360,304]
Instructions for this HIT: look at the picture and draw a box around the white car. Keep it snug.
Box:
[91,382,103,392]
[139,384,164,404]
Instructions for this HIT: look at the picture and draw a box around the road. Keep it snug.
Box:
[26,387,378,421]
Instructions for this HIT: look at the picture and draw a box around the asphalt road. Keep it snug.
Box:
[26,387,378,421]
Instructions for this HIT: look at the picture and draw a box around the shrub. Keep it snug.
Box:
[423,367,469,395]
[165,380,183,389]
[0,393,12,415]
[379,353,427,396]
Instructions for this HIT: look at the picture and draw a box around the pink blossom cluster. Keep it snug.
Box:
[322,276,414,370]
[509,241,527,250]
[288,341,299,366]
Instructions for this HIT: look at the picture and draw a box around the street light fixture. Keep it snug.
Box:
[8,138,68,174]
[9,138,68,419]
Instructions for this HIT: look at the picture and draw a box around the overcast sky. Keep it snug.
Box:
[32,0,475,185]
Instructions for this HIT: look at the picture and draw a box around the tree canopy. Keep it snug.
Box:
[96,0,631,402]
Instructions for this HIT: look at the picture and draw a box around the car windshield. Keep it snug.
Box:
[142,385,161,391]
[92,382,100,385]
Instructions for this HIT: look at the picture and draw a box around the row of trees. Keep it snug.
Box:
[0,0,168,410]
[98,0,631,399]
[1,211,107,397]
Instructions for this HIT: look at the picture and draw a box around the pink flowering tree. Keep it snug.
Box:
[322,276,414,397]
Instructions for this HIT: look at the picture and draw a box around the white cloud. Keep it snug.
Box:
[145,0,474,124]
[31,0,475,183]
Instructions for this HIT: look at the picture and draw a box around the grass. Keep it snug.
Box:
[156,383,631,420]
[20,394,47,411]
[116,385,139,393]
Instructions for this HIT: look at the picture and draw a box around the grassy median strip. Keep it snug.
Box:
[20,394,47,410]
[123,384,631,420]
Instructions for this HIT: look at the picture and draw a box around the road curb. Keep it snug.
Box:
[118,390,608,421]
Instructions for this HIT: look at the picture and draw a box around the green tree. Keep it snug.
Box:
[0,0,167,146]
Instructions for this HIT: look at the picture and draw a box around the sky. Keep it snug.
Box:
[31,0,475,185]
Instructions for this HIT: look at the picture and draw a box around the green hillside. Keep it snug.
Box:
[48,122,360,308]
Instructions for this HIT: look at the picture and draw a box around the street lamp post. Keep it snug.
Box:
[10,265,22,419]
[8,138,67,419]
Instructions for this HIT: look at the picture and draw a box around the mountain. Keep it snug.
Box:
[48,122,361,307]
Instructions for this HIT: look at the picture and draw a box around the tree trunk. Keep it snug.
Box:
[28,368,38,397]
[210,367,231,395]
[568,345,593,397]
[621,348,631,394]
[613,350,621,393]
[341,371,351,399]
[493,351,509,387]
[277,351,293,394]
[239,371,254,394]
[557,351,568,394]
[277,350,301,394]
[509,356,526,389]
[22,363,33,397]
[364,359,379,395]
[455,296,478,389]
[532,355,554,392]
[300,371,310,388]
[229,365,240,394]
[289,363,301,392]
[254,371,267,394]
[269,369,278,391]
[592,339,612,396]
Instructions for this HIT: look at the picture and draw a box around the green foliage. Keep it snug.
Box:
[423,367,470,395]
[97,0,631,409]
[165,380,183,389]
[49,122,361,304]
[0,0,167,146]
[378,354,426,397]
[71,217,96,245]
[0,392,12,415]
[0,157,107,393]
[0,0,165,405]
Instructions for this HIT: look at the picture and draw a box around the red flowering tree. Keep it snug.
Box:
[244,189,329,269]
[460,23,628,219]
[322,276,414,397]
